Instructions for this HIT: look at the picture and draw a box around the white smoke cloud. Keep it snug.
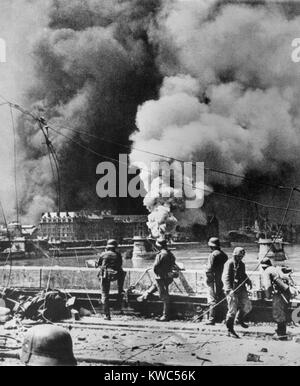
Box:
[131,0,300,232]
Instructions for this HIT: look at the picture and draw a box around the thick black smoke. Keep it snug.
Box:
[17,0,162,221]
[11,0,300,229]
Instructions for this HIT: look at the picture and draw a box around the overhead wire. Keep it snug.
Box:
[0,95,298,329]
[9,105,19,224]
[1,98,299,210]
[46,122,296,192]
[0,97,298,194]
[45,123,300,215]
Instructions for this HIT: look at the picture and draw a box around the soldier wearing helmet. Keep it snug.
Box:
[222,247,252,338]
[260,257,296,340]
[20,324,77,366]
[96,239,126,320]
[150,237,178,321]
[205,237,228,325]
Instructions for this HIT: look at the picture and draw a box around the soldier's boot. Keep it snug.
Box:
[103,301,111,321]
[235,310,249,328]
[205,306,217,325]
[205,313,216,325]
[274,323,287,341]
[116,292,124,311]
[235,318,249,329]
[226,318,240,338]
[205,320,216,326]
[158,301,170,322]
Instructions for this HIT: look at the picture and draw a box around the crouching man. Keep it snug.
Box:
[260,257,297,340]
[222,247,253,338]
[97,239,126,321]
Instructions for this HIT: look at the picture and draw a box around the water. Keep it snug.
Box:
[4,244,300,272]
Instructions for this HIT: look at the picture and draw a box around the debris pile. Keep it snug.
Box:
[1,289,76,323]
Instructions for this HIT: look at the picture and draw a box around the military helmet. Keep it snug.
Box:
[155,237,167,249]
[106,239,118,249]
[208,237,220,248]
[233,247,246,257]
[260,257,272,268]
[20,324,77,366]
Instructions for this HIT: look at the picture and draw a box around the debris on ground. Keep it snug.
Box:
[5,289,75,322]
[3,319,18,330]
[247,353,262,362]
[0,308,12,324]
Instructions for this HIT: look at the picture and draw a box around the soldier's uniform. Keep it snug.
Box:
[153,242,177,321]
[261,261,293,339]
[222,248,252,335]
[97,241,126,320]
[206,247,228,323]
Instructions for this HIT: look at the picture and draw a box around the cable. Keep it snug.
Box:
[46,124,300,214]
[47,122,295,192]
[2,98,297,193]
[38,119,61,213]
[0,199,13,291]
[74,250,97,315]
[9,106,19,224]
[3,99,300,213]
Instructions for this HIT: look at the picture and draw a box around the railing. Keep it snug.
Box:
[0,266,299,297]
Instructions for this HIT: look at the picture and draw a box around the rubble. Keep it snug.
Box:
[247,353,262,362]
[0,308,11,324]
[6,289,74,322]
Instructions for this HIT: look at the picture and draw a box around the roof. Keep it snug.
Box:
[40,212,147,223]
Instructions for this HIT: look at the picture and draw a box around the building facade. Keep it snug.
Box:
[39,211,149,242]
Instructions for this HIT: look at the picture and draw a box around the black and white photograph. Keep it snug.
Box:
[0,0,300,370]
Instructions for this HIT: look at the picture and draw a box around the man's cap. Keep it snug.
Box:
[233,247,246,257]
[208,237,220,247]
[156,237,167,248]
[106,239,118,248]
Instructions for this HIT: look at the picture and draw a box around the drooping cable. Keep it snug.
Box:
[9,105,19,224]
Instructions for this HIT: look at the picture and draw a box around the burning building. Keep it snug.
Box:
[2,1,300,239]
[39,211,149,242]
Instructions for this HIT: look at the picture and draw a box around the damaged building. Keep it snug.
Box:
[38,211,149,242]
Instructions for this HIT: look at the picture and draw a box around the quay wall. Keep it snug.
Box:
[1,266,300,296]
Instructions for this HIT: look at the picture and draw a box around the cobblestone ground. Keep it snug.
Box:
[1,315,300,366]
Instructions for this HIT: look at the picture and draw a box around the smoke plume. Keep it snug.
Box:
[2,0,300,232]
[130,0,300,233]
[3,0,162,223]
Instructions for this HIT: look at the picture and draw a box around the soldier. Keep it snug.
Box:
[205,237,228,325]
[97,239,126,321]
[260,257,296,340]
[20,324,77,366]
[152,238,178,321]
[222,247,252,338]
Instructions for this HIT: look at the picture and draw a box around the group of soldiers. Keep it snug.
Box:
[13,236,298,366]
[96,237,297,340]
[205,237,297,339]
